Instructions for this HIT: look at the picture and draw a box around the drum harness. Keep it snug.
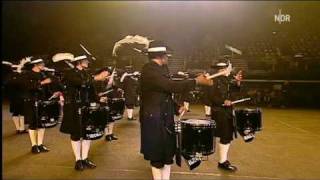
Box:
[174,109,185,167]
[77,70,92,140]
[34,71,58,128]
[221,78,251,139]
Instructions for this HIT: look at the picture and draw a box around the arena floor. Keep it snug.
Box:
[2,102,320,180]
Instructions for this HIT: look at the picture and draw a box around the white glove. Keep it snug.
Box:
[133,71,140,76]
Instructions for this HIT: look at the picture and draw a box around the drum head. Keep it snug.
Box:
[182,119,212,126]
[236,108,260,113]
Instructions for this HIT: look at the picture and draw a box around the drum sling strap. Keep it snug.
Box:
[232,109,238,139]
[175,121,182,167]
[162,121,182,166]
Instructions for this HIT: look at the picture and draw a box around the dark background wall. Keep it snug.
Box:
[2,1,320,108]
[2,1,320,60]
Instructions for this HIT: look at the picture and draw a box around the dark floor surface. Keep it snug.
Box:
[3,103,320,180]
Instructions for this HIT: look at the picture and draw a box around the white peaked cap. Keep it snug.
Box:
[52,53,75,62]
[30,58,44,64]
[72,55,87,62]
[216,62,228,67]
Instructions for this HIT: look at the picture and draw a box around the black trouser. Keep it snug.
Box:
[24,100,44,130]
[10,98,24,116]
[125,103,134,109]
[70,133,90,141]
[150,159,174,169]
[212,107,234,144]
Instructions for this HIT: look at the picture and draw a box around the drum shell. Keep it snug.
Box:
[83,105,110,140]
[235,108,262,137]
[108,98,125,120]
[39,100,60,128]
[24,99,60,129]
[180,119,216,156]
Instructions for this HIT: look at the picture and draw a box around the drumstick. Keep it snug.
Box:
[231,98,251,104]
[11,65,20,68]
[2,61,20,69]
[206,63,232,79]
[133,48,142,53]
[98,89,113,97]
[80,43,96,60]
[178,109,186,121]
[2,61,13,66]
[48,94,59,101]
[222,98,251,106]
[107,68,116,89]
[206,71,226,79]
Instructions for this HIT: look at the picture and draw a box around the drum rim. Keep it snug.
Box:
[181,119,215,126]
[85,132,104,140]
[182,150,214,157]
[110,98,125,101]
[235,107,261,112]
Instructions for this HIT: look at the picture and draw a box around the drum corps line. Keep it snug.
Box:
[3,40,262,180]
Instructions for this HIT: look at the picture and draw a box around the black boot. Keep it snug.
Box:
[31,145,40,154]
[38,144,50,153]
[110,134,118,140]
[75,160,84,171]
[82,158,96,169]
[218,160,237,172]
[105,135,112,142]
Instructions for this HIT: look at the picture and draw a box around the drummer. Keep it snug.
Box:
[60,55,109,171]
[202,67,216,118]
[139,40,213,180]
[19,57,61,154]
[4,61,28,134]
[120,65,139,121]
[104,83,124,141]
[93,66,119,142]
[208,60,243,172]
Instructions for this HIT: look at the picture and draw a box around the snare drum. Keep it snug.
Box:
[108,98,125,121]
[39,99,60,128]
[83,103,110,140]
[180,119,216,156]
[234,108,262,142]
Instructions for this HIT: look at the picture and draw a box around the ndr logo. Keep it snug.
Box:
[274,9,291,24]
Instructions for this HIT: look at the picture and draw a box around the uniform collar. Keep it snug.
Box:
[151,60,166,67]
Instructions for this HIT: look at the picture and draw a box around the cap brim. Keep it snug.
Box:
[211,65,228,69]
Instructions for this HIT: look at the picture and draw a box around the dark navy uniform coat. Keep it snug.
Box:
[139,61,196,162]
[60,68,96,137]
[209,76,240,143]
